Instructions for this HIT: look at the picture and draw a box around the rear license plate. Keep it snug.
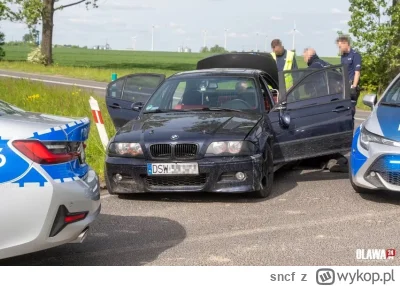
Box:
[147,163,199,175]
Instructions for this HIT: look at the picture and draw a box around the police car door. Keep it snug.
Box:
[106,73,165,129]
[268,65,353,164]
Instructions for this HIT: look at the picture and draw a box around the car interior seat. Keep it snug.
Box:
[181,90,204,106]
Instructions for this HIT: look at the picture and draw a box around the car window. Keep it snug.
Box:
[107,77,124,99]
[286,70,329,103]
[144,76,260,112]
[381,78,400,103]
[121,75,163,103]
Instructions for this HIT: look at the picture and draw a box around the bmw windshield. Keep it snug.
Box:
[143,76,261,114]
[380,77,400,107]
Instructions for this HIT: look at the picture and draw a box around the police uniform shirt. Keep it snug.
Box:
[341,48,361,83]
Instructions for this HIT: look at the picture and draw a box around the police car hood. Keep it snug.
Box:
[364,105,400,142]
[0,112,90,141]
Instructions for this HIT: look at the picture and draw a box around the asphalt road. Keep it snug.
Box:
[2,70,397,267]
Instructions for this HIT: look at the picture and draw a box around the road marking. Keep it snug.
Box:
[355,117,365,121]
[0,74,106,90]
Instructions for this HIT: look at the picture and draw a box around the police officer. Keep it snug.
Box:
[270,39,298,90]
[303,48,330,68]
[336,35,362,114]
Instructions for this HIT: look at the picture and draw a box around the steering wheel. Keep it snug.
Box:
[222,99,252,109]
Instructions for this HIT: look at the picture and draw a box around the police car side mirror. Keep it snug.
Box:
[363,94,377,110]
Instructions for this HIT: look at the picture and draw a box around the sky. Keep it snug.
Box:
[1,0,353,56]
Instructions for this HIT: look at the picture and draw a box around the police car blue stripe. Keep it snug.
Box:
[351,127,368,176]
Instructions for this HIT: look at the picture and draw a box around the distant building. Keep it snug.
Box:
[178,46,191,53]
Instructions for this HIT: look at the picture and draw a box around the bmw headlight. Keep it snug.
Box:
[360,127,400,150]
[108,142,143,157]
[205,141,255,156]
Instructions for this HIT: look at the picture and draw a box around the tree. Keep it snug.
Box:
[0,31,5,60]
[7,0,98,65]
[348,0,400,94]
[200,46,209,53]
[22,33,34,43]
[209,45,228,53]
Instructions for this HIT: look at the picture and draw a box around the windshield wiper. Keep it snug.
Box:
[380,102,400,107]
[190,107,243,112]
[143,109,189,114]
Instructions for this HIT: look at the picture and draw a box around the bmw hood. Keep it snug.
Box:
[114,112,262,142]
[0,111,90,141]
[364,105,400,141]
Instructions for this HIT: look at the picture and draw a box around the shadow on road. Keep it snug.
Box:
[359,191,400,206]
[116,158,350,204]
[0,214,186,266]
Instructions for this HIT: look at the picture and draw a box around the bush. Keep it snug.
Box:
[27,46,46,64]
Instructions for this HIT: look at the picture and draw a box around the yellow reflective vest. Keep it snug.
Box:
[271,50,295,90]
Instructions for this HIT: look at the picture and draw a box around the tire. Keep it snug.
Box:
[253,144,274,198]
[104,166,116,195]
[349,159,375,194]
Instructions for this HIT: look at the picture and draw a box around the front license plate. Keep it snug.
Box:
[147,163,199,175]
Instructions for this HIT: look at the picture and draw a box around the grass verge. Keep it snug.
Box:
[0,78,116,181]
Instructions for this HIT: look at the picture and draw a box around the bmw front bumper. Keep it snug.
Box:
[351,128,400,192]
[105,154,264,194]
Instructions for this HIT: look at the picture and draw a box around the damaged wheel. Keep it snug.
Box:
[253,144,274,198]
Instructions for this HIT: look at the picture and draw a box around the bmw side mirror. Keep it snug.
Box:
[363,94,377,110]
[280,112,291,127]
[132,102,144,111]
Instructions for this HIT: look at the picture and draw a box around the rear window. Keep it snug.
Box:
[0,101,25,116]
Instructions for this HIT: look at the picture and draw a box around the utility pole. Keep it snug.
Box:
[224,29,228,50]
[151,25,155,51]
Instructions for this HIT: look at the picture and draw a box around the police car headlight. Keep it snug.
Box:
[108,142,144,157]
[360,127,400,150]
[205,141,256,156]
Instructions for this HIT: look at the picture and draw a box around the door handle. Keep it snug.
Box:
[332,106,350,112]
[110,104,121,109]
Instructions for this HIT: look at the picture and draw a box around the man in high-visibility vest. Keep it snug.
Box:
[270,39,298,90]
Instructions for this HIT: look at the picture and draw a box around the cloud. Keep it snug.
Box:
[169,22,181,28]
[339,19,349,24]
[271,16,283,21]
[332,28,342,32]
[228,32,249,38]
[106,3,155,11]
[331,8,349,14]
[312,31,324,35]
[174,28,186,35]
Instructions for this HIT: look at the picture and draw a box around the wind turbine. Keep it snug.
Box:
[256,32,259,52]
[151,25,155,51]
[132,36,137,51]
[224,28,229,50]
[202,30,207,47]
[288,21,303,52]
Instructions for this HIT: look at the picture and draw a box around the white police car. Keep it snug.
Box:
[0,100,100,259]
[350,73,400,193]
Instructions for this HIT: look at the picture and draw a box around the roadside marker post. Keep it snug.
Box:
[89,96,109,150]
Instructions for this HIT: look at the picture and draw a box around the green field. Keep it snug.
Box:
[0,78,115,181]
[1,45,341,82]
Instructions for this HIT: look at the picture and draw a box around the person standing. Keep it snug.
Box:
[336,35,362,115]
[303,48,330,68]
[270,39,298,90]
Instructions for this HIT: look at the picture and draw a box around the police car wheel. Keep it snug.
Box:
[253,144,274,198]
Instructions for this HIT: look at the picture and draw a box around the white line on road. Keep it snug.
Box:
[355,117,365,121]
[0,74,106,90]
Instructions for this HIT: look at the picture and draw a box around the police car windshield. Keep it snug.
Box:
[381,78,400,105]
[0,101,26,116]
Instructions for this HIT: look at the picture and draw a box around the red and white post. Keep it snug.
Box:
[89,96,109,150]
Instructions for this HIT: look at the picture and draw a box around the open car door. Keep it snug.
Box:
[268,65,353,164]
[106,73,165,129]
